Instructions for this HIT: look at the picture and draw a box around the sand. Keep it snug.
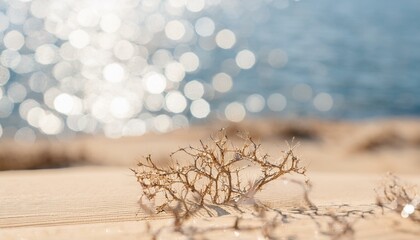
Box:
[1,118,420,239]
[1,167,419,239]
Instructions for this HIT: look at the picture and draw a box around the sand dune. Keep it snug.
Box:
[1,118,420,172]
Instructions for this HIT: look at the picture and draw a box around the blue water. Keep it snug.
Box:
[196,0,420,119]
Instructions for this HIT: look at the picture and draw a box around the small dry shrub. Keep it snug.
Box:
[376,173,420,222]
[132,129,306,227]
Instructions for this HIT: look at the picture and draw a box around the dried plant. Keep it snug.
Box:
[132,129,306,227]
[375,173,420,222]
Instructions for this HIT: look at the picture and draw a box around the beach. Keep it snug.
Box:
[0,0,419,238]
[1,118,420,239]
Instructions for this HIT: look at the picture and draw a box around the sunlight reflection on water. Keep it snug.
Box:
[0,0,419,140]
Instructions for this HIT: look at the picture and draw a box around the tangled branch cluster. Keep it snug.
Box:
[130,129,420,239]
[132,129,306,226]
[376,173,420,222]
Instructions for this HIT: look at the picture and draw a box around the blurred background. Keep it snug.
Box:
[0,0,419,142]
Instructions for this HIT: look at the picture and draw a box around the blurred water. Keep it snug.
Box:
[204,0,420,119]
[0,0,419,140]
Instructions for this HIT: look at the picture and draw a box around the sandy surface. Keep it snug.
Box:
[1,118,420,239]
[1,167,419,239]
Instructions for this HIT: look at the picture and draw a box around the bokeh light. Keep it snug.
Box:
[100,14,121,33]
[69,29,91,49]
[313,93,333,112]
[212,72,233,93]
[103,63,125,83]
[215,29,236,49]
[114,40,135,60]
[186,0,205,13]
[39,112,63,135]
[7,82,27,103]
[165,91,187,114]
[190,99,210,119]
[292,83,313,102]
[154,114,172,133]
[165,20,186,41]
[267,93,287,112]
[0,97,13,118]
[235,50,256,70]
[54,93,82,115]
[225,102,246,122]
[77,8,100,28]
[184,80,204,100]
[245,94,265,113]
[145,72,167,94]
[145,94,164,112]
[179,52,200,72]
[35,44,58,65]
[0,66,10,86]
[110,97,134,119]
[1,0,411,140]
[195,17,215,37]
[4,30,25,50]
[1,49,21,68]
[165,61,185,82]
[14,127,36,143]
